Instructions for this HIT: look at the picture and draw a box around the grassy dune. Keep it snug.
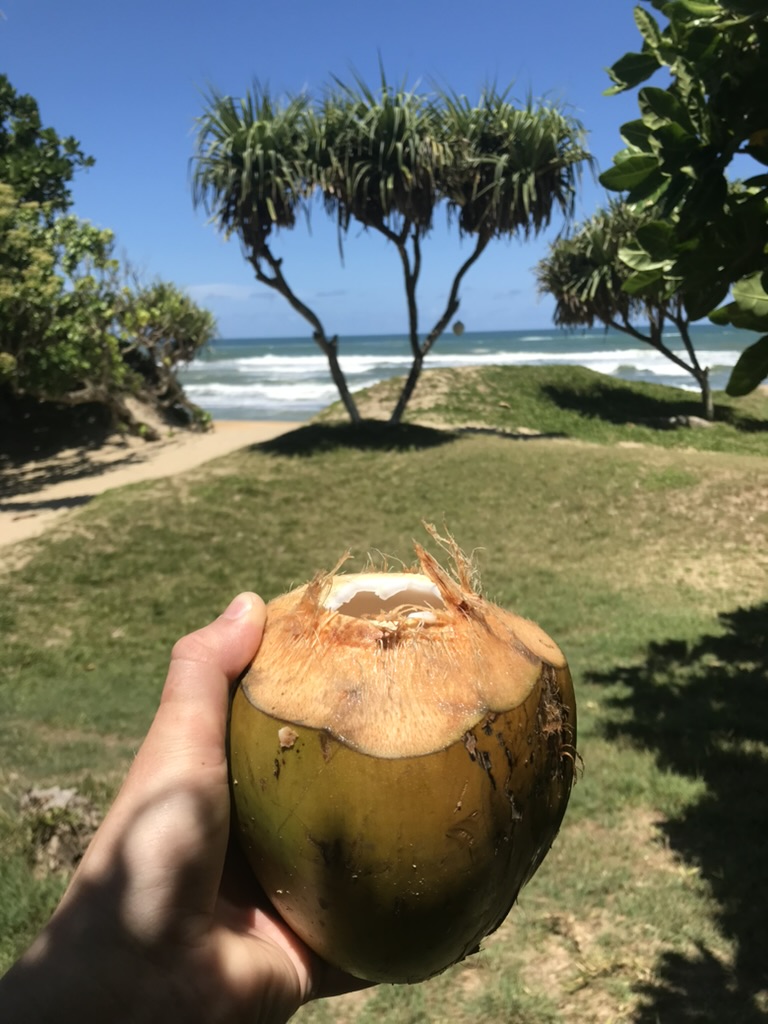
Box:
[2,367,767,1021]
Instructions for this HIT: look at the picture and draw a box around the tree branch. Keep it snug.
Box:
[248,244,361,423]
[421,233,489,359]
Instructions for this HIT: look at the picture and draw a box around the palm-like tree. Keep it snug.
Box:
[192,79,590,426]
[535,201,715,420]
[440,89,587,238]
[192,85,362,422]
[536,202,643,328]
[310,73,443,236]
[308,73,449,423]
[312,78,589,423]
[376,88,590,424]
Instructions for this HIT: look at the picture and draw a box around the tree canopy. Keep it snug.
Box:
[193,75,590,423]
[536,200,715,418]
[600,0,768,394]
[0,73,93,212]
[0,76,216,445]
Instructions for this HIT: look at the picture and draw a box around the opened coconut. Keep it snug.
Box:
[228,534,576,983]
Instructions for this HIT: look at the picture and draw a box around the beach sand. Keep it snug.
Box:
[0,420,303,552]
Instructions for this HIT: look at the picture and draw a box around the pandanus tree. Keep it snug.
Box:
[193,77,590,425]
[536,200,715,419]
[193,87,362,423]
[307,76,445,424]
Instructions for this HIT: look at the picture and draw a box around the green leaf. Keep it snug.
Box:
[678,171,728,227]
[708,304,732,326]
[634,6,663,48]
[683,278,730,320]
[599,153,660,191]
[710,300,768,331]
[604,52,661,94]
[638,88,692,132]
[654,122,698,163]
[624,166,669,204]
[678,0,722,15]
[619,245,670,271]
[719,0,768,14]
[620,119,654,151]
[725,334,768,396]
[621,268,665,294]
[636,220,675,259]
[732,271,768,319]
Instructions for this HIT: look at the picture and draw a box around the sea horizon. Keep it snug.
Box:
[178,324,756,422]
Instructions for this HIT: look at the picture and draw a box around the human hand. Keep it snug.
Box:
[0,593,367,1023]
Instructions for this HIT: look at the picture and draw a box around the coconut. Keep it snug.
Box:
[228,535,576,984]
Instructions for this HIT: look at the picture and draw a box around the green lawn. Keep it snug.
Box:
[2,367,767,1021]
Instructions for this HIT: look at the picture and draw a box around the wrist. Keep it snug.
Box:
[0,915,197,1024]
[0,908,304,1024]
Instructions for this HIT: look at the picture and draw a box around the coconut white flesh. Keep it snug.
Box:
[322,572,444,620]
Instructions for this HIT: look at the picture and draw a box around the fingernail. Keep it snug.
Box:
[221,593,254,620]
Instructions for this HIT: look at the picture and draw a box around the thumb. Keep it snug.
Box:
[130,591,268,796]
[80,592,267,873]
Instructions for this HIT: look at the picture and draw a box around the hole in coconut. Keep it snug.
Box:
[324,574,445,620]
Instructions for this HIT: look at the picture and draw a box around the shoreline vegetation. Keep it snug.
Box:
[2,364,768,1022]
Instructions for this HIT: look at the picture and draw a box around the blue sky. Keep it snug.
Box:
[3,0,647,338]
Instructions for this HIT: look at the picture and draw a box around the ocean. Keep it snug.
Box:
[178,325,752,422]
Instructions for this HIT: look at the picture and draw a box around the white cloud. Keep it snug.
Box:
[186,283,273,303]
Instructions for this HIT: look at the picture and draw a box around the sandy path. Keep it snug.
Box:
[0,420,302,552]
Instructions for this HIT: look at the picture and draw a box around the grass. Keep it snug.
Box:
[2,366,768,1021]
[319,363,768,455]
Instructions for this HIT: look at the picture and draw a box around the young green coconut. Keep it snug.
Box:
[228,533,577,984]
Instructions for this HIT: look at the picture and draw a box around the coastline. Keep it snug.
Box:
[0,419,303,552]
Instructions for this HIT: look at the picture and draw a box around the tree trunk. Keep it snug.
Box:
[389,352,424,426]
[699,367,714,421]
[677,313,714,421]
[613,313,715,421]
[389,234,489,426]
[249,248,361,424]
[314,332,361,425]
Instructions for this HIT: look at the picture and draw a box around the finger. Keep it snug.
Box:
[214,925,310,1024]
[212,903,372,1020]
[131,591,267,793]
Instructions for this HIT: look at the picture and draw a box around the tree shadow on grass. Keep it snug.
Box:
[587,604,768,1022]
[542,380,768,432]
[255,420,455,456]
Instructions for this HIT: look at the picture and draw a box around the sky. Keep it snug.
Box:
[2,0,647,338]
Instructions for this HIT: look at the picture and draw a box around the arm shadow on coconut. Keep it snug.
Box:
[587,601,768,1023]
